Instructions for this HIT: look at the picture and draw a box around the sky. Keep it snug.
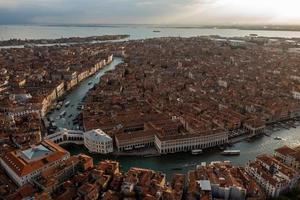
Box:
[0,0,299,25]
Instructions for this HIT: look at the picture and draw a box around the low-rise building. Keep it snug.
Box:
[243,118,265,137]
[84,129,113,154]
[154,129,228,154]
[0,140,70,186]
[274,145,300,170]
[115,130,155,151]
[34,154,93,193]
[187,161,265,200]
[245,154,299,197]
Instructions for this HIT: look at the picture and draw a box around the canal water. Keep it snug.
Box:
[47,57,123,130]
[46,57,300,178]
[62,127,300,179]
[2,25,300,41]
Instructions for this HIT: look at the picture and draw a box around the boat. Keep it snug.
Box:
[274,136,283,140]
[88,81,93,85]
[183,163,196,168]
[153,30,161,33]
[59,111,66,117]
[172,167,182,171]
[191,149,203,155]
[64,101,70,107]
[221,150,240,156]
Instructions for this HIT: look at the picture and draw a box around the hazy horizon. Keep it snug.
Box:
[0,0,300,25]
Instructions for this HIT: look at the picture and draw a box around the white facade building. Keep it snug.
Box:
[154,130,228,154]
[84,129,113,154]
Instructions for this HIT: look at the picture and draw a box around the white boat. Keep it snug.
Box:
[59,111,66,117]
[124,147,133,151]
[274,136,283,140]
[221,150,240,156]
[64,101,70,107]
[191,149,203,155]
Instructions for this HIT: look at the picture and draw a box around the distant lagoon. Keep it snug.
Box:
[2,24,300,41]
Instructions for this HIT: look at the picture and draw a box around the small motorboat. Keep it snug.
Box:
[274,136,283,140]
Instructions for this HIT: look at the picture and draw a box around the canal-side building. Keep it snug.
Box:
[245,154,299,198]
[107,118,231,155]
[115,130,155,151]
[274,145,300,170]
[243,118,265,137]
[0,140,70,186]
[154,129,228,154]
[55,81,65,98]
[84,129,113,154]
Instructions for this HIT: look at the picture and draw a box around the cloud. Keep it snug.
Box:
[0,0,299,25]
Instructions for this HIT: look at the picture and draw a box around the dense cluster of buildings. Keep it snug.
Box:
[0,139,185,200]
[187,161,266,199]
[0,42,115,149]
[1,35,300,199]
[0,139,299,199]
[82,36,300,154]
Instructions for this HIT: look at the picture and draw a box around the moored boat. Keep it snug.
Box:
[59,110,66,117]
[191,149,203,155]
[64,101,70,107]
[221,150,240,156]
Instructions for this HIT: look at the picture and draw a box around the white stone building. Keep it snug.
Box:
[154,130,228,154]
[84,129,113,154]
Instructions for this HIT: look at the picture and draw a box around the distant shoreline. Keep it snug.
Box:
[2,23,300,32]
[0,34,129,47]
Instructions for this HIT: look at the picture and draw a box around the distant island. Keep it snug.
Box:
[215,25,300,32]
[0,34,130,46]
[155,24,300,32]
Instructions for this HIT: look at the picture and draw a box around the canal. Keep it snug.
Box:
[47,57,123,130]
[48,58,300,179]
